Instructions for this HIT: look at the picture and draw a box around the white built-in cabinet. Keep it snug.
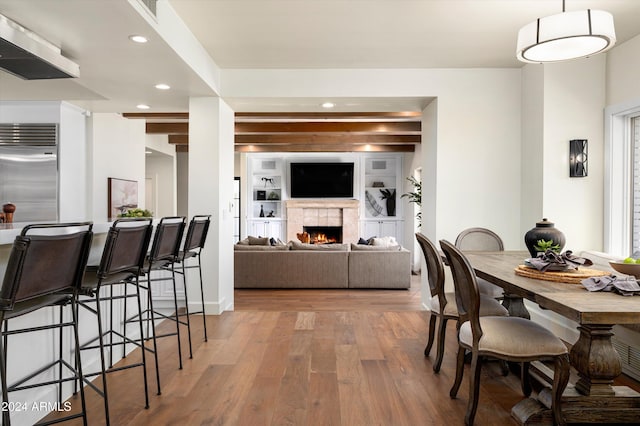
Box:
[244,153,404,244]
[360,155,403,245]
[247,157,285,240]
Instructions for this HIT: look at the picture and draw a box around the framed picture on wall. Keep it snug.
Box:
[108,177,138,219]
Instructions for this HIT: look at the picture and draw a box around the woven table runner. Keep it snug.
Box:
[514,265,610,284]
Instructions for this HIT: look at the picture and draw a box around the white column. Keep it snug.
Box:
[188,97,235,313]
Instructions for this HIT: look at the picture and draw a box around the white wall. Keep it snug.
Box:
[223,68,523,248]
[606,34,640,106]
[89,113,146,221]
[176,151,189,217]
[146,154,176,217]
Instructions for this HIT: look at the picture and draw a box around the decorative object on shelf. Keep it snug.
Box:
[372,181,385,188]
[267,191,279,200]
[2,202,15,223]
[379,188,396,217]
[365,190,383,216]
[569,139,588,177]
[401,176,421,226]
[118,208,152,218]
[108,177,138,219]
[261,177,275,188]
[516,0,616,64]
[524,218,566,257]
[259,204,265,217]
[267,211,275,218]
[257,190,266,200]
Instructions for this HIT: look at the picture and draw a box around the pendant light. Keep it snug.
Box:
[516,0,616,63]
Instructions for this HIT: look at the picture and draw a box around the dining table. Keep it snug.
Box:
[464,250,640,425]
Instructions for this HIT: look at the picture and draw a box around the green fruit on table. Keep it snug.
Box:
[635,258,640,264]
[623,257,635,264]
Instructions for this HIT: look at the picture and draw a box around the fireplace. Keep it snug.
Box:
[303,226,342,244]
[285,199,359,244]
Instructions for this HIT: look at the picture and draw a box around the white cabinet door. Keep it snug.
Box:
[360,220,404,246]
[249,220,283,240]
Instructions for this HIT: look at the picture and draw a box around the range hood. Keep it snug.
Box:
[0,13,79,80]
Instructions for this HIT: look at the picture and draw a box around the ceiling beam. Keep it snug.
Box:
[235,144,415,153]
[235,134,420,144]
[168,134,189,145]
[235,121,420,134]
[146,122,189,134]
[235,111,422,120]
[123,112,189,120]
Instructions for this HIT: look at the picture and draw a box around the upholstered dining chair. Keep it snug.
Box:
[415,232,508,372]
[455,227,505,299]
[440,239,570,426]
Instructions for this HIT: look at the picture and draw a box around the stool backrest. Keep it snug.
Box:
[183,215,211,252]
[149,216,186,263]
[98,218,153,278]
[0,222,93,311]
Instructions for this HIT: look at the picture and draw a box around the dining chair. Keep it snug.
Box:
[440,239,570,426]
[415,232,508,373]
[168,214,211,342]
[455,227,505,299]
[76,218,154,424]
[0,222,93,426]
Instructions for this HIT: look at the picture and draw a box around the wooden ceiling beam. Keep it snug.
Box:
[168,134,189,145]
[235,121,420,134]
[146,122,189,134]
[235,144,415,153]
[235,134,420,144]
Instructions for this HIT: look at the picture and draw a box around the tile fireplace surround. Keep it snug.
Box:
[285,200,359,243]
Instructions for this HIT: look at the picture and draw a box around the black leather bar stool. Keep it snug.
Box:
[0,222,93,426]
[170,215,211,342]
[128,216,187,394]
[75,218,154,425]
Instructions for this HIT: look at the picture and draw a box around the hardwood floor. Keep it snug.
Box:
[43,275,639,425]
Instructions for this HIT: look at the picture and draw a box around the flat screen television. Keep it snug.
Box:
[290,162,354,198]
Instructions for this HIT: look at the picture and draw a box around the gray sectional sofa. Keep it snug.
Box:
[234,241,411,289]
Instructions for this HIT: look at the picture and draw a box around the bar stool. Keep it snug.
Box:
[170,215,211,342]
[0,222,93,426]
[129,216,187,394]
[75,218,154,425]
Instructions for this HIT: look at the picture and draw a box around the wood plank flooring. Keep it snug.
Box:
[42,275,639,425]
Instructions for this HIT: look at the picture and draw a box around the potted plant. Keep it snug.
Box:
[401,176,421,226]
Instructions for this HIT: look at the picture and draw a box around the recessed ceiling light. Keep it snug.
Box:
[321,102,335,109]
[155,83,170,90]
[145,150,153,155]
[129,35,148,43]
[136,104,150,110]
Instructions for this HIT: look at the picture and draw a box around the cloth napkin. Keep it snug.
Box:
[581,275,640,296]
[526,250,594,272]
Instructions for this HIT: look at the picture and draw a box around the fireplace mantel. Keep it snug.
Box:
[285,199,359,243]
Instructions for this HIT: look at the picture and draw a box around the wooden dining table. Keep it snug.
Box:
[464,251,640,424]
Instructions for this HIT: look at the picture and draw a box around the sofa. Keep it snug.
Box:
[234,240,411,289]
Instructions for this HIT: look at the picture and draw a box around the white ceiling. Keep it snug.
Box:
[0,0,639,114]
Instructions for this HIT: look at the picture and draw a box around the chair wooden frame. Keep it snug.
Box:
[0,222,93,426]
[440,239,570,426]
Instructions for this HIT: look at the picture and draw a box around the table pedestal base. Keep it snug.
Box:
[512,386,640,425]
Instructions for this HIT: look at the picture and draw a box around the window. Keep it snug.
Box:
[632,117,640,254]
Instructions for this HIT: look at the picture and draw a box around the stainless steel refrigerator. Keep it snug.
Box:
[0,124,58,222]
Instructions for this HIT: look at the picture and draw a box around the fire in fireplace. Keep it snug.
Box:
[303,226,342,244]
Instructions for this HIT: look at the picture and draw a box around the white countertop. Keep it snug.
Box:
[0,221,114,245]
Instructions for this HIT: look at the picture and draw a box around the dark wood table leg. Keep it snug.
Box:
[501,293,530,319]
[569,324,621,396]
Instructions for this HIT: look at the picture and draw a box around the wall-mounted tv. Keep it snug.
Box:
[290,162,354,198]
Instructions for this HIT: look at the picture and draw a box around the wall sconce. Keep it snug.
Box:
[569,139,588,177]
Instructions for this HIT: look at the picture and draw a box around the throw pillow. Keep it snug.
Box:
[370,236,398,247]
[350,243,401,251]
[248,236,270,245]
